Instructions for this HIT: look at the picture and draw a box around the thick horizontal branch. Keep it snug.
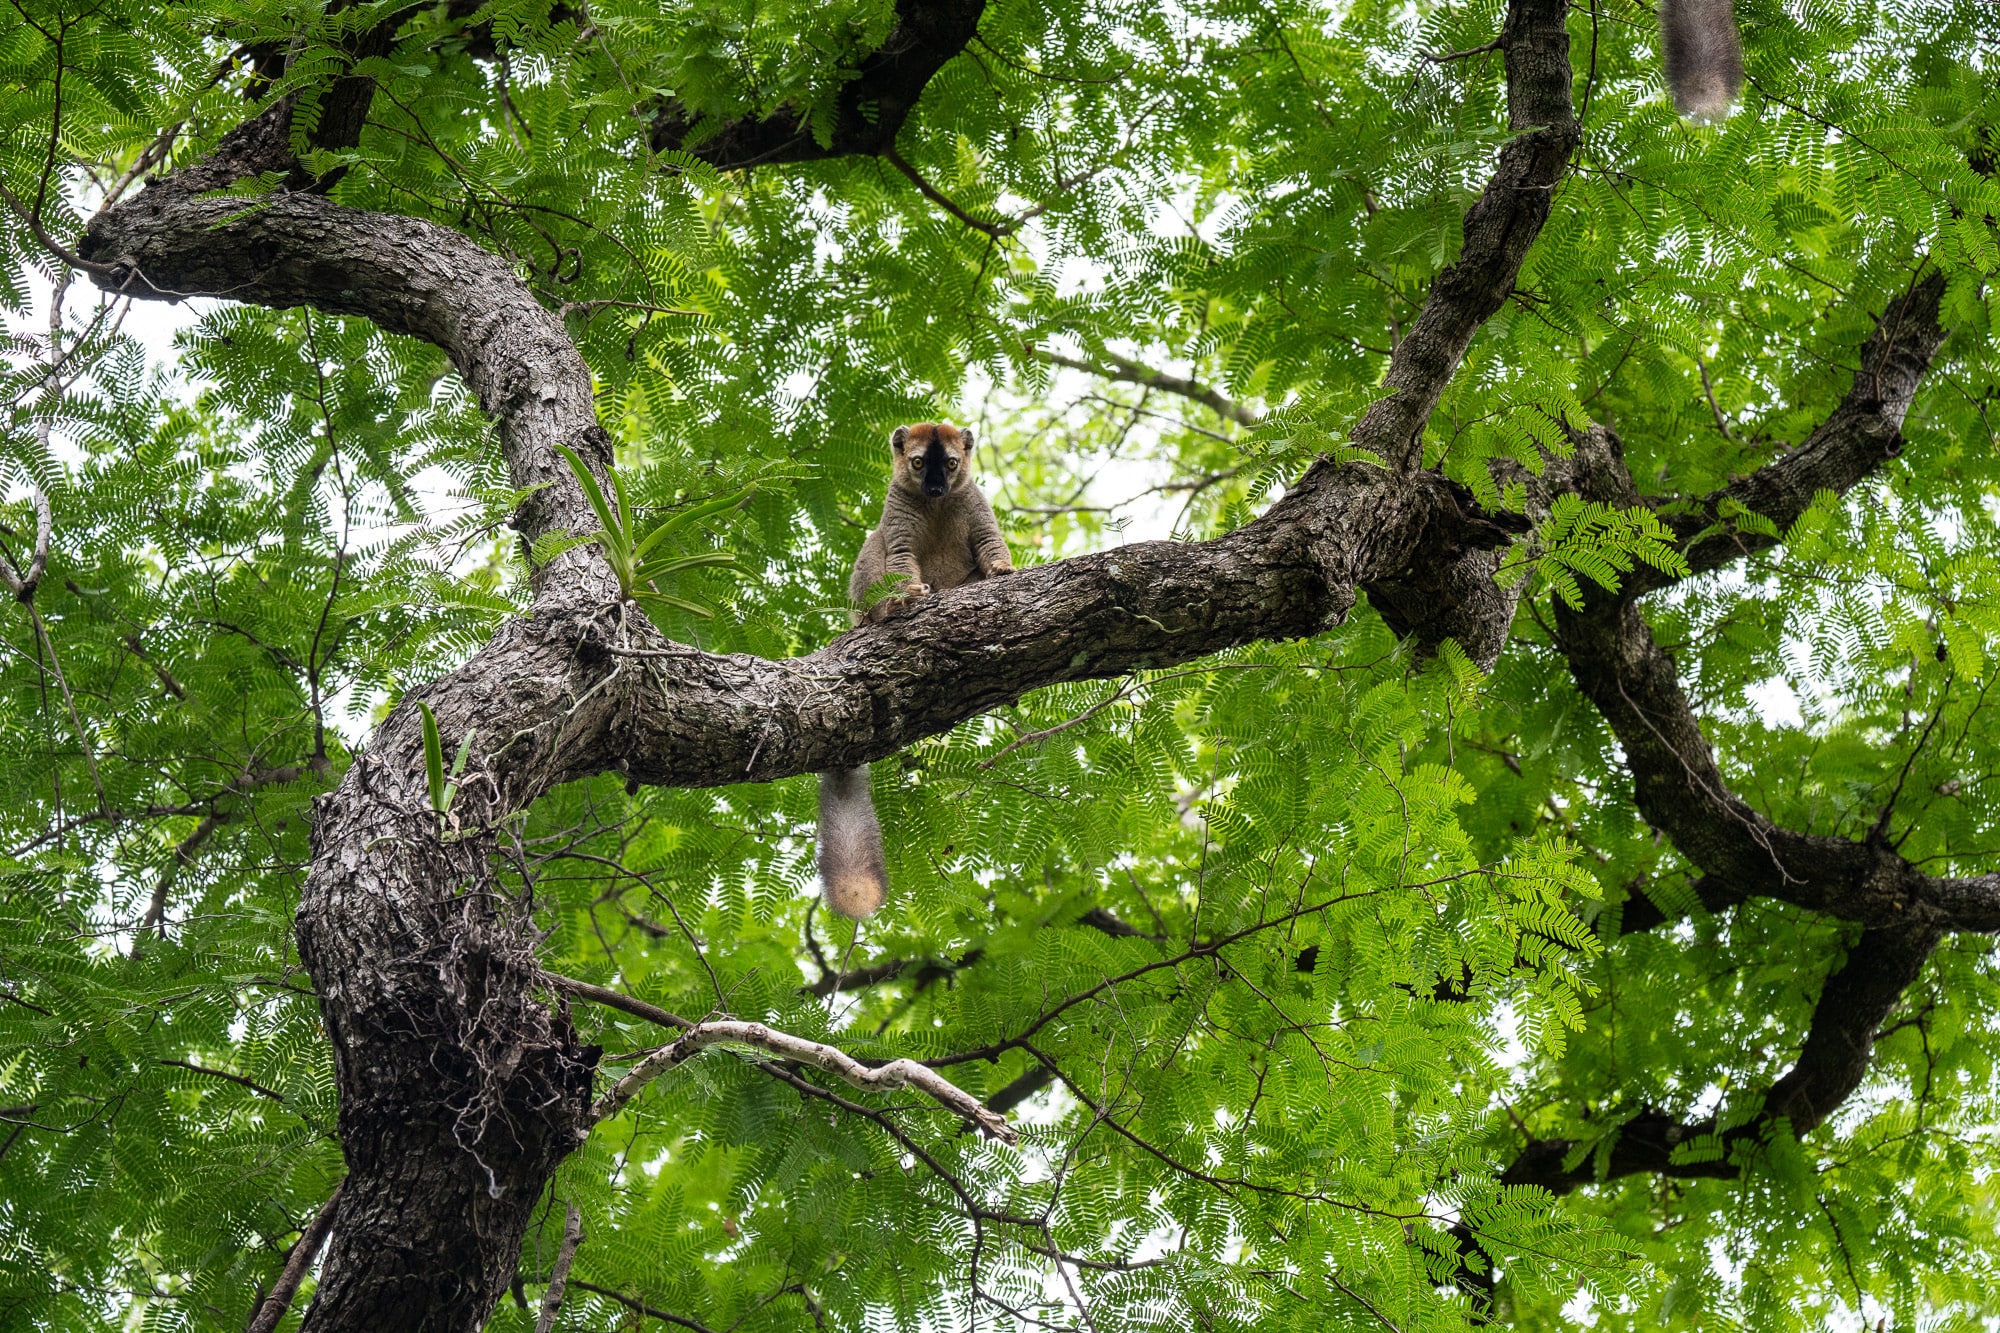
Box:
[57,1,1583,1326]
[647,0,986,168]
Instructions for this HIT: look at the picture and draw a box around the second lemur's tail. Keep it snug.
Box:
[817,766,887,919]
[1659,0,1743,120]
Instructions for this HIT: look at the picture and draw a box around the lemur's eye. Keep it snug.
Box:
[946,457,959,469]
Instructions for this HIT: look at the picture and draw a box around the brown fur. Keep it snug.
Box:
[816,422,1014,919]
[850,422,1014,621]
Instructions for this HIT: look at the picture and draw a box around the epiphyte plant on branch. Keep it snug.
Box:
[552,442,752,621]
[417,700,474,825]
[1,0,1998,1330]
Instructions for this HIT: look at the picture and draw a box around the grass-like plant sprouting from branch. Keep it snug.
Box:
[555,444,752,620]
[417,701,474,818]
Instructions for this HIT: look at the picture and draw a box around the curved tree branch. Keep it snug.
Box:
[65,0,1579,1327]
[1026,345,1263,428]
[1455,264,1972,1293]
[1340,0,1579,653]
[1635,267,1950,593]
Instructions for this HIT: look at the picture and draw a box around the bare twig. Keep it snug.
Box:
[559,298,704,320]
[0,489,52,601]
[546,972,691,1031]
[533,1203,584,1333]
[1421,38,1503,63]
[1026,345,1263,428]
[160,1058,289,1107]
[597,1018,1018,1142]
[0,179,127,279]
[980,682,1138,768]
[548,973,1017,1142]
[568,1280,720,1333]
[885,147,1015,239]
[1695,355,1737,442]
[245,1182,345,1333]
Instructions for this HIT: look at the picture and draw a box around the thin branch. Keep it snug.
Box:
[0,179,126,279]
[1327,1272,1407,1333]
[533,1203,584,1333]
[1420,37,1503,63]
[546,972,692,1031]
[560,298,704,320]
[1026,345,1262,428]
[160,1058,289,1106]
[569,1280,720,1333]
[245,1182,345,1333]
[1694,355,1737,442]
[885,146,1015,238]
[551,970,1015,1140]
[980,682,1137,768]
[0,489,52,600]
[588,1015,1019,1142]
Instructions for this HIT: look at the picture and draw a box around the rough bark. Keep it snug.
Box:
[1348,0,1579,657]
[1348,0,1578,476]
[49,0,1996,1314]
[1446,271,1968,1299]
[1633,268,1951,593]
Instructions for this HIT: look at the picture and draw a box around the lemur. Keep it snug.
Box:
[1659,0,1743,120]
[817,422,1014,919]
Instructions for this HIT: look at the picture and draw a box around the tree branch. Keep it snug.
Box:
[1346,0,1578,474]
[592,1015,1018,1143]
[532,1203,583,1333]
[246,1183,345,1333]
[1552,294,1992,928]
[60,1,1584,1327]
[568,1280,721,1333]
[1637,268,1949,594]
[1026,346,1262,428]
[1498,919,1938,1195]
[647,0,987,168]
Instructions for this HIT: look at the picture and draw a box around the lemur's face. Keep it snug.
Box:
[892,423,975,499]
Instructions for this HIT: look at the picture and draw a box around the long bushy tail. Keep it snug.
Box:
[817,766,887,919]
[1660,0,1743,120]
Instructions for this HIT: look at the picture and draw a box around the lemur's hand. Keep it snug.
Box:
[983,560,1015,578]
[863,583,930,624]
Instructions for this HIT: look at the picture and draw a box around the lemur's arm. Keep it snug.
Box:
[877,491,932,595]
[966,486,1014,578]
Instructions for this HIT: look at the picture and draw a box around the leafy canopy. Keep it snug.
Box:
[2,0,1998,1329]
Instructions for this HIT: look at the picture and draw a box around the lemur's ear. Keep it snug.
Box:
[891,425,910,453]
[960,428,976,453]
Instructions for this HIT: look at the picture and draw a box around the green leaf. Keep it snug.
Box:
[418,700,446,815]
